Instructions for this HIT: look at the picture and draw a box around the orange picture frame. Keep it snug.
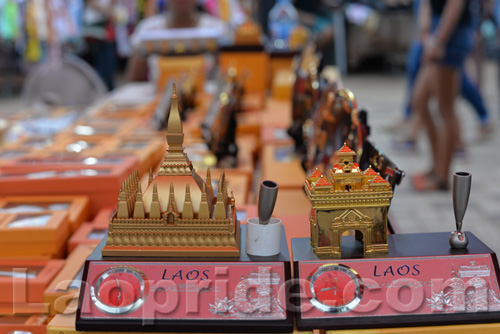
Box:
[0,160,138,216]
[0,196,90,233]
[0,212,70,259]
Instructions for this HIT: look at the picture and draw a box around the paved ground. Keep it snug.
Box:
[0,97,23,116]
[344,61,500,255]
[1,61,499,255]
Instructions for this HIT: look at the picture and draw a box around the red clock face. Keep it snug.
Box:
[312,269,357,307]
[308,263,363,313]
[91,267,147,314]
[98,271,142,307]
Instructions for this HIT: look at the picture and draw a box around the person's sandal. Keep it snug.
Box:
[412,173,449,191]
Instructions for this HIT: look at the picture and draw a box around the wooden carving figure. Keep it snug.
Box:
[202,68,244,167]
[305,87,361,174]
[288,43,321,153]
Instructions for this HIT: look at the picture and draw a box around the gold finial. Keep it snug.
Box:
[166,83,184,147]
[172,82,177,96]
[219,169,226,189]
[148,167,153,186]
[150,183,161,218]
[167,182,177,213]
[206,168,214,197]
[214,188,227,220]
[199,184,210,219]
[133,183,145,218]
[182,184,194,219]
[117,187,129,218]
[152,183,159,201]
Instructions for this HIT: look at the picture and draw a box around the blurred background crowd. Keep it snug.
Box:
[1,0,499,190]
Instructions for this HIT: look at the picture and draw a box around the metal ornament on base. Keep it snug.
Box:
[450,171,471,249]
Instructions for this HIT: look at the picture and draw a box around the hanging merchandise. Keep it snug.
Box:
[135,0,145,19]
[49,0,79,43]
[25,0,42,63]
[34,0,48,41]
[114,1,131,57]
[0,0,20,41]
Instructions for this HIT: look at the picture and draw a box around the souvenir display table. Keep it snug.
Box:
[0,51,499,334]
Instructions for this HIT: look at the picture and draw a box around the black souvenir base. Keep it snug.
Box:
[292,232,500,330]
[76,225,293,333]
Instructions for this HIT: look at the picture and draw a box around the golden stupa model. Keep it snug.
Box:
[102,84,240,257]
[304,144,393,258]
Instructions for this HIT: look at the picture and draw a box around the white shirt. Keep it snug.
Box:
[130,13,230,51]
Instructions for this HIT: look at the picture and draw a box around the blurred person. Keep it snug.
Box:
[469,0,499,89]
[412,0,474,191]
[393,0,491,153]
[127,0,228,82]
[83,0,117,90]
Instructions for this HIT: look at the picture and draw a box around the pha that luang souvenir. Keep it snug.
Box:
[104,84,239,258]
[76,84,293,333]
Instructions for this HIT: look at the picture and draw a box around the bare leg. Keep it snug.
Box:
[408,111,422,143]
[434,65,460,183]
[412,65,438,170]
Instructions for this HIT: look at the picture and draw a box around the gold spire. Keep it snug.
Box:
[199,184,210,219]
[133,183,145,218]
[219,169,228,206]
[182,184,194,219]
[167,182,177,213]
[148,167,153,186]
[206,168,214,198]
[158,83,192,176]
[150,183,161,218]
[166,83,184,148]
[214,188,226,219]
[117,184,129,218]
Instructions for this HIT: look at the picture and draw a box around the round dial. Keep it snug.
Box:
[90,267,147,314]
[307,263,363,313]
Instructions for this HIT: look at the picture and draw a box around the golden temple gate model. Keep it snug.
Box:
[304,144,393,258]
